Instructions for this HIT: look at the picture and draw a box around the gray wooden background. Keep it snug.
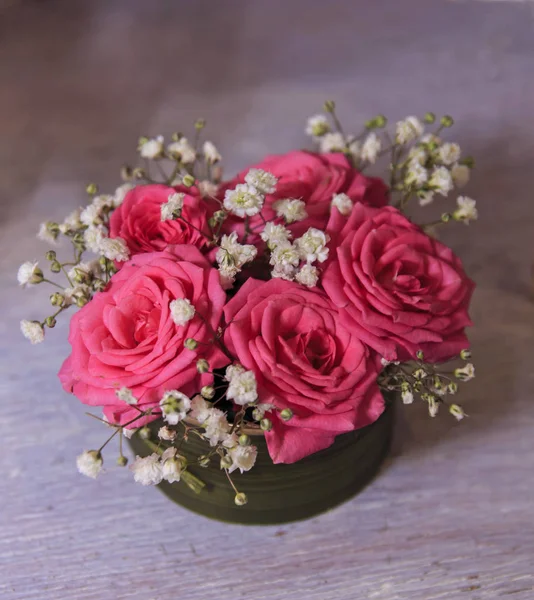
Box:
[1,1,533,598]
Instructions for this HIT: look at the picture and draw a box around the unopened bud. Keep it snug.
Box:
[323,100,336,113]
[86,183,98,195]
[424,112,436,124]
[194,118,206,130]
[76,296,89,308]
[45,250,56,261]
[184,338,198,350]
[45,316,56,328]
[201,385,215,400]
[440,115,454,128]
[196,359,210,373]
[117,455,128,467]
[280,408,293,422]
[441,213,451,223]
[182,174,196,187]
[448,381,458,394]
[50,292,65,307]
[460,349,471,360]
[260,418,272,432]
[139,426,151,440]
[50,260,62,273]
[238,434,251,446]
[416,350,424,360]
[234,492,248,506]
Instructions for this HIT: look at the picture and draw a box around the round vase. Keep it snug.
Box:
[128,398,394,525]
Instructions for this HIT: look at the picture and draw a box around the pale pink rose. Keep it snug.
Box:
[219,150,388,244]
[323,204,474,362]
[223,278,384,464]
[109,184,212,257]
[59,245,228,426]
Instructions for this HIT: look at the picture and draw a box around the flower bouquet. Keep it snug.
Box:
[19,104,477,524]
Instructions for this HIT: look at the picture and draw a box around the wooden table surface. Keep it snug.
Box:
[1,1,533,598]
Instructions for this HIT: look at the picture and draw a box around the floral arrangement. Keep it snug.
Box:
[19,103,477,506]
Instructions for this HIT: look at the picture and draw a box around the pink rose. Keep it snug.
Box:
[59,245,228,427]
[323,204,474,362]
[223,278,384,464]
[109,184,212,257]
[220,150,388,243]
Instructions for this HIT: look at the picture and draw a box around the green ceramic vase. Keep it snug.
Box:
[128,399,394,525]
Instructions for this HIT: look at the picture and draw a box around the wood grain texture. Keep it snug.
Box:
[1,1,534,598]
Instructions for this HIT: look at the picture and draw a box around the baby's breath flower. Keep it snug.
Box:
[130,454,163,485]
[99,237,130,262]
[295,228,330,263]
[59,208,83,234]
[418,191,435,206]
[204,409,231,446]
[227,369,258,406]
[225,364,245,382]
[17,261,43,286]
[84,225,106,253]
[437,142,461,166]
[401,388,414,405]
[244,168,278,195]
[429,166,453,196]
[306,114,330,137]
[190,394,212,424]
[112,183,134,207]
[161,453,183,484]
[37,222,59,245]
[223,184,264,217]
[115,387,138,405]
[408,146,427,165]
[319,132,345,153]
[453,196,478,224]
[160,192,185,221]
[295,264,319,288]
[160,390,191,425]
[20,320,44,344]
[405,161,428,187]
[203,141,221,164]
[198,180,218,198]
[217,232,257,269]
[228,444,258,474]
[139,136,164,159]
[80,203,102,226]
[331,193,353,216]
[451,163,470,188]
[260,222,292,249]
[167,138,196,164]
[68,260,100,283]
[158,426,177,441]
[273,198,307,223]
[396,116,424,144]
[454,363,475,381]
[76,450,103,479]
[270,242,300,277]
[123,427,138,439]
[169,298,195,326]
[361,133,381,163]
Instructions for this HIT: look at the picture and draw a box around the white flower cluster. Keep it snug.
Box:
[161,192,185,222]
[263,224,329,287]
[224,168,278,218]
[216,232,257,289]
[226,365,258,406]
[169,297,195,326]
